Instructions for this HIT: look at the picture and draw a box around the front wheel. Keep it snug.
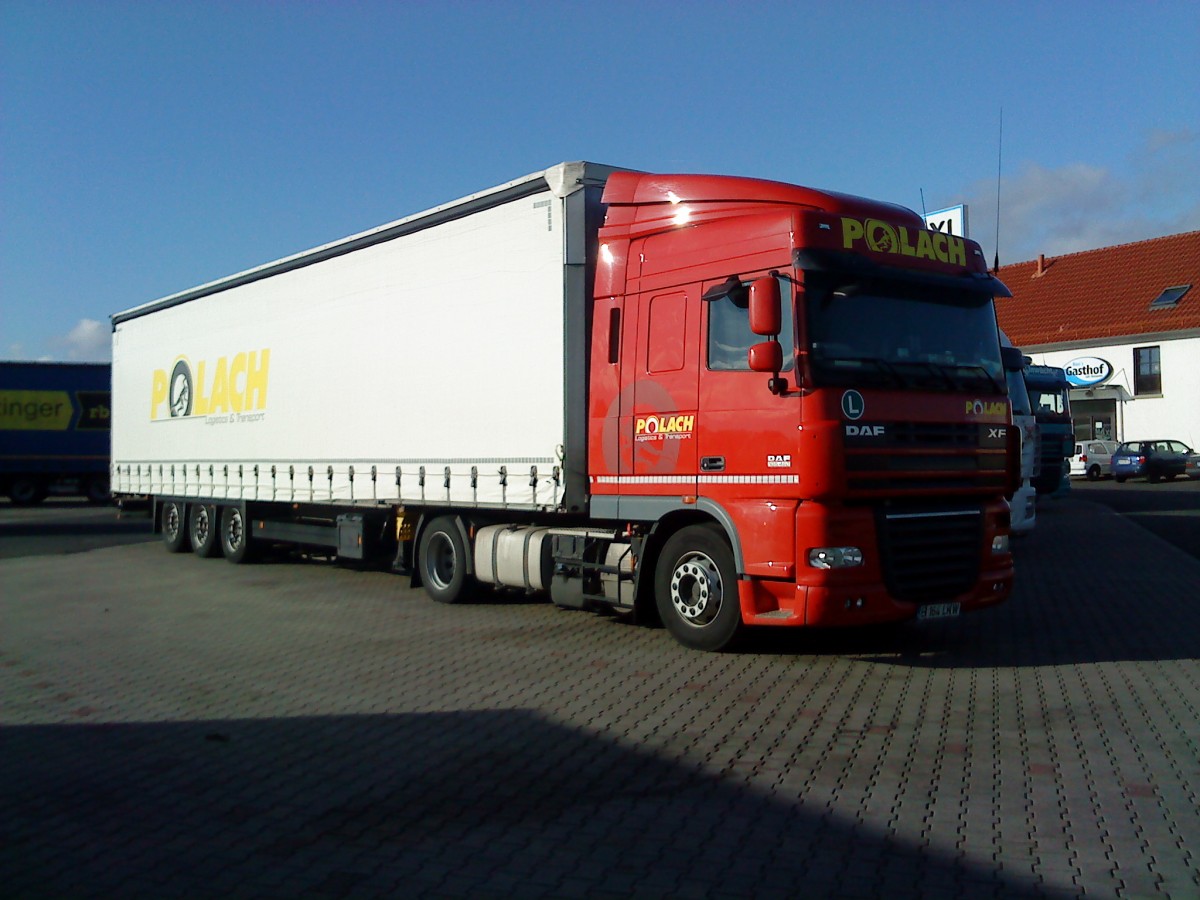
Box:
[418,516,476,604]
[654,523,743,651]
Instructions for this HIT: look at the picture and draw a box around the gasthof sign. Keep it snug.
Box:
[1064,357,1113,387]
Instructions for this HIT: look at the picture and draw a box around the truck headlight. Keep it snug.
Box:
[992,535,1010,554]
[808,547,863,569]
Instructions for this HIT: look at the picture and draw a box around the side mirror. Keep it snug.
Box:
[749,277,781,336]
[1006,425,1022,499]
[748,341,782,373]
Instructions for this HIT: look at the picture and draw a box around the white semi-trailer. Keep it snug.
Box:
[114,163,608,595]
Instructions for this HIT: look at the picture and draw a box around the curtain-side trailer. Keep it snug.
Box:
[1,361,111,505]
[112,162,1018,650]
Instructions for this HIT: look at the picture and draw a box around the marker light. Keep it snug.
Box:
[992,535,1010,554]
[808,547,864,569]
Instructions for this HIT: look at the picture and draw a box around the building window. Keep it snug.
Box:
[1134,346,1161,395]
[1149,284,1190,309]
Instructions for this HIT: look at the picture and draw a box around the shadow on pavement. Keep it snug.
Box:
[0,710,1069,898]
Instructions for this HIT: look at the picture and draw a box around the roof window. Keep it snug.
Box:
[1149,284,1191,309]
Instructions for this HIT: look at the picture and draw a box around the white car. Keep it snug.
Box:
[1070,439,1119,481]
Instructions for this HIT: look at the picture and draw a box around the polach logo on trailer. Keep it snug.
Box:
[1063,357,1112,387]
[151,350,271,423]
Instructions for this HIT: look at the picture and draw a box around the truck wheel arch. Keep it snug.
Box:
[653,522,743,651]
[634,505,744,624]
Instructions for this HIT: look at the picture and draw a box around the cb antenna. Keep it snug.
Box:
[920,188,928,219]
[993,106,1003,272]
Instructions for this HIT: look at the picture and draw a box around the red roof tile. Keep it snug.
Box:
[993,231,1200,348]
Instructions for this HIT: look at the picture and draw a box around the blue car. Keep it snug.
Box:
[1111,439,1193,483]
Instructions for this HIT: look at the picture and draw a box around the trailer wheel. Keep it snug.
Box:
[220,505,257,564]
[161,500,189,553]
[654,523,743,651]
[8,477,47,506]
[418,516,475,604]
[189,503,220,557]
[85,476,111,504]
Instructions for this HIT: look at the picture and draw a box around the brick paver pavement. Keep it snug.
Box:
[2,496,1198,898]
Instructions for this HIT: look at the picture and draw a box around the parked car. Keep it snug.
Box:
[1111,440,1193,483]
[1071,439,1119,480]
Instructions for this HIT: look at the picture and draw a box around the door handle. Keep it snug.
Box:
[701,456,725,472]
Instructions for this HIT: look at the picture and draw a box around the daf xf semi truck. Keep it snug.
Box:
[1024,363,1074,495]
[111,162,1018,650]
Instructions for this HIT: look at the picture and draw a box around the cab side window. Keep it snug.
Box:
[706,277,794,371]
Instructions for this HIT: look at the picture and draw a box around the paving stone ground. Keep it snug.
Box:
[2,497,1199,898]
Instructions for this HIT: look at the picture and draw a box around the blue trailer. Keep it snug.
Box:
[0,361,111,505]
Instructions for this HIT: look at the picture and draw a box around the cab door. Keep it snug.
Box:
[697,274,798,482]
[696,274,801,575]
[619,287,700,492]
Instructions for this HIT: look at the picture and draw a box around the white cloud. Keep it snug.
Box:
[57,318,112,361]
[956,129,1200,266]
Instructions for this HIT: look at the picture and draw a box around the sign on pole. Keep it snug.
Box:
[923,204,969,237]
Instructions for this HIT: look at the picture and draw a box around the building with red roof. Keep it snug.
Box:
[994,231,1200,447]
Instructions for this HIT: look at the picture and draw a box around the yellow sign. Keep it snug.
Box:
[965,399,1008,417]
[151,350,270,420]
[635,414,695,442]
[0,391,73,431]
[841,217,967,267]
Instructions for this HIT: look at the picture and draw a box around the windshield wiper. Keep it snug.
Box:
[949,364,1004,393]
[893,360,959,391]
[850,357,910,388]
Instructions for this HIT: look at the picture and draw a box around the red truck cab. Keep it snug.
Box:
[588,172,1015,649]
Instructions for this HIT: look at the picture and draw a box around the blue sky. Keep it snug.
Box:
[2,0,1198,361]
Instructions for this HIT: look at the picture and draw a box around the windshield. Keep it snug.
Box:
[805,273,1004,392]
[1001,347,1032,415]
[1027,385,1071,421]
[1005,368,1033,416]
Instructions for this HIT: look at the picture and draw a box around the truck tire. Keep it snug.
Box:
[219,505,257,564]
[85,476,110,504]
[654,523,743,651]
[189,503,220,557]
[8,477,47,506]
[161,500,189,553]
[418,515,476,604]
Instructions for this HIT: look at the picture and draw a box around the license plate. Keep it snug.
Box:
[917,602,961,621]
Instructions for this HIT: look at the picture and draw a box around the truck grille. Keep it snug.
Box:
[875,505,982,603]
[844,422,1008,497]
